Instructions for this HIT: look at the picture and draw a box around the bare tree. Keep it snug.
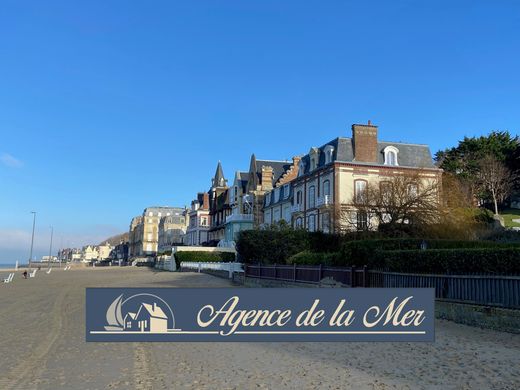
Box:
[477,154,515,215]
[336,171,441,232]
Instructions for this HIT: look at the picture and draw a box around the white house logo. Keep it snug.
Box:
[96,293,180,334]
[86,288,435,342]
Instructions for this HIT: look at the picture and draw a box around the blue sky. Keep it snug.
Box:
[1,0,519,263]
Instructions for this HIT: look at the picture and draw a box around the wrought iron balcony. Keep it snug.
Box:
[316,195,332,207]
[225,214,254,223]
[291,204,303,213]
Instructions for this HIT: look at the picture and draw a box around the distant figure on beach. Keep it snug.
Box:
[23,270,28,279]
[38,266,41,271]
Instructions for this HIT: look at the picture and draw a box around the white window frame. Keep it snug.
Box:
[324,145,334,164]
[383,146,399,166]
[355,180,367,203]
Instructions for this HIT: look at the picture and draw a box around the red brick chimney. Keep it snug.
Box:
[352,121,378,163]
[202,193,210,210]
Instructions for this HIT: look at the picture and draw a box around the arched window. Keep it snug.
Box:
[323,180,331,197]
[298,160,306,176]
[295,217,303,228]
[383,146,399,166]
[323,145,334,164]
[321,213,330,233]
[307,215,316,232]
[354,180,367,203]
[296,190,303,205]
[380,181,392,203]
[308,186,316,208]
[309,147,319,171]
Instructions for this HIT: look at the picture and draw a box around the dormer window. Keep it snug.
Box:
[310,158,316,171]
[298,160,306,177]
[383,146,399,166]
[324,145,334,164]
[283,184,290,199]
[309,147,319,171]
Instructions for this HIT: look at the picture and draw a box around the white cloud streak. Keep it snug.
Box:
[1,153,23,168]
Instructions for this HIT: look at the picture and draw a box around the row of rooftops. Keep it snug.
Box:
[133,122,440,220]
[205,122,437,196]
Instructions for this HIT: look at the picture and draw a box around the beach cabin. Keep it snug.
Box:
[135,302,168,333]
[123,312,138,330]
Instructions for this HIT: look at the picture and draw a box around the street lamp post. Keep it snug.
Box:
[48,226,53,269]
[29,211,36,268]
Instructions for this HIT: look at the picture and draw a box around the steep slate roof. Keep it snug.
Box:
[213,161,226,186]
[234,171,249,192]
[256,159,292,184]
[299,137,436,175]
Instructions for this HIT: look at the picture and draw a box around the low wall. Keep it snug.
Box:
[173,246,236,254]
[436,301,520,334]
[241,276,520,333]
[243,276,348,288]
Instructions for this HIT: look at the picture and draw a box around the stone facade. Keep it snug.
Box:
[186,193,211,246]
[266,121,442,233]
[158,209,189,252]
[128,206,186,257]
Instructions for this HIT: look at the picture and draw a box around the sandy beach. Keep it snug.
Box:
[0,267,519,389]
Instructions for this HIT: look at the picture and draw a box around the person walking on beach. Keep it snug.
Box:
[23,270,28,279]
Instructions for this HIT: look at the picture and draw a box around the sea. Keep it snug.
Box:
[0,263,18,269]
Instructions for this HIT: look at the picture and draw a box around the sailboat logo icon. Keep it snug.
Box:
[103,293,178,334]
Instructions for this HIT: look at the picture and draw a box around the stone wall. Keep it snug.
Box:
[239,276,520,333]
[436,301,520,334]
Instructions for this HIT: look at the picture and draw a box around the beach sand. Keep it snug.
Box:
[0,267,519,389]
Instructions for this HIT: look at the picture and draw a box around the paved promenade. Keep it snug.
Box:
[0,268,518,389]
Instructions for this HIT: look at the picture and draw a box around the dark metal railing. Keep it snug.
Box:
[244,264,520,309]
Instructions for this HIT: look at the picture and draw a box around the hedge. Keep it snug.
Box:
[236,229,309,264]
[174,251,236,269]
[236,229,343,264]
[341,238,520,267]
[374,248,520,274]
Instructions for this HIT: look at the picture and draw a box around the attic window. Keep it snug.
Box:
[309,147,320,171]
[283,184,290,199]
[383,146,399,166]
[298,160,306,176]
[324,145,334,164]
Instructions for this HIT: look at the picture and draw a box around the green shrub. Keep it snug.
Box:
[236,228,309,264]
[341,238,520,267]
[308,232,343,253]
[174,251,236,269]
[286,251,327,265]
[375,248,520,274]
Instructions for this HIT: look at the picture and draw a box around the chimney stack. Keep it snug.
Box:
[202,192,210,210]
[352,122,378,163]
[261,166,274,191]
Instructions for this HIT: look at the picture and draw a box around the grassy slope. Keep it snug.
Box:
[500,208,520,228]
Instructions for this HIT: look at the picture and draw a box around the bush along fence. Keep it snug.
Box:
[244,264,520,310]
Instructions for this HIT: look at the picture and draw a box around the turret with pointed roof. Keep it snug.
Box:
[212,161,227,188]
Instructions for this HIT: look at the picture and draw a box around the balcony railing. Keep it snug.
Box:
[225,214,254,223]
[316,195,333,207]
[291,204,303,213]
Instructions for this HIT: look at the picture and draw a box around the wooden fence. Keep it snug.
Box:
[244,264,520,310]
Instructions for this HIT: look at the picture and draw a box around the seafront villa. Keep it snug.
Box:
[119,121,442,253]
